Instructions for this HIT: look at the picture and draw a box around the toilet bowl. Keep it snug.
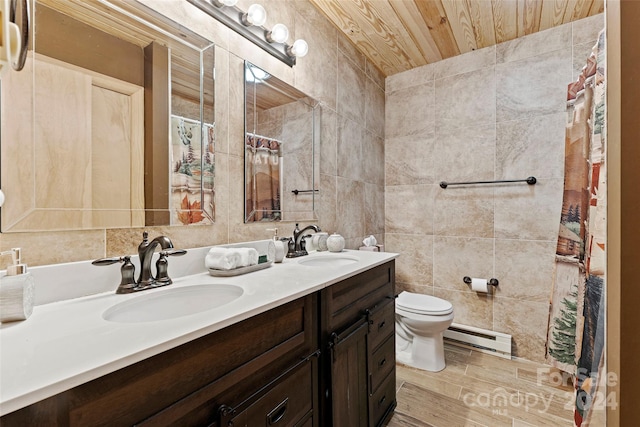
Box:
[395,291,454,372]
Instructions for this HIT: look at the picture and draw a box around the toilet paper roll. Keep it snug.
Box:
[470,278,490,293]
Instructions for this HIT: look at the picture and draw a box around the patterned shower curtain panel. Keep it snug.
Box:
[245,133,282,222]
[170,116,215,225]
[546,30,606,427]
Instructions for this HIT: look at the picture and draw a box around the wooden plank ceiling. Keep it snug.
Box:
[308,0,604,76]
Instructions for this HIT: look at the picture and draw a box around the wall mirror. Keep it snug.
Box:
[0,0,215,232]
[244,61,319,223]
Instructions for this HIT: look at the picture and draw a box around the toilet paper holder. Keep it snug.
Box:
[463,276,499,287]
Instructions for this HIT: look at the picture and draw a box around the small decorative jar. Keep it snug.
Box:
[313,232,329,251]
[326,233,345,252]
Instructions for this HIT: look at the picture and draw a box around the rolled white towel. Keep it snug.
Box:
[236,248,259,267]
[205,247,241,270]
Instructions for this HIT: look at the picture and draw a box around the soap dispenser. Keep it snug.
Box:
[0,248,35,322]
[267,228,286,263]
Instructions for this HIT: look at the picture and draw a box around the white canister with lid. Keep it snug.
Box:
[326,233,345,252]
[313,232,329,251]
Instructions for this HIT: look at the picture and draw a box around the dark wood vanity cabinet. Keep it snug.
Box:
[1,294,318,427]
[1,260,396,427]
[319,261,396,427]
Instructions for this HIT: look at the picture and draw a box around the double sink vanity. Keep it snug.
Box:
[0,244,398,426]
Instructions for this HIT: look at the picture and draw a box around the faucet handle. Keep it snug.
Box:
[155,249,187,286]
[92,256,137,294]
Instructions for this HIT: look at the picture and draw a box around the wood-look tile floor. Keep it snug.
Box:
[388,344,578,427]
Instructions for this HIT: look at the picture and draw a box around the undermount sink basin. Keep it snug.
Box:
[297,254,359,267]
[103,284,243,323]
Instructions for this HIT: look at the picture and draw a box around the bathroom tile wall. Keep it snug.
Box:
[385,14,604,363]
[0,0,385,267]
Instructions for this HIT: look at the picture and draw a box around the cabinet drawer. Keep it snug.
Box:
[369,334,395,394]
[228,357,314,427]
[369,370,396,427]
[323,261,395,332]
[367,297,395,352]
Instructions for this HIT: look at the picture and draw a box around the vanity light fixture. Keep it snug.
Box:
[188,0,308,67]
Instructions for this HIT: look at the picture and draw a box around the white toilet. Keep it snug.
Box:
[395,291,454,372]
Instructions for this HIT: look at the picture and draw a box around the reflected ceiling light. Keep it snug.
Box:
[266,23,289,44]
[287,39,308,58]
[245,66,270,83]
[188,0,309,67]
[242,4,267,26]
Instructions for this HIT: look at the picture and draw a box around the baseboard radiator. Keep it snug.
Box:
[443,323,512,359]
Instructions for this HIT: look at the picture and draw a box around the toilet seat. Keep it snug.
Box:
[396,291,453,316]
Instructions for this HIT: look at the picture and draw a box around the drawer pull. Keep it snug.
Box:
[378,320,386,330]
[379,395,386,407]
[378,357,387,368]
[267,398,288,425]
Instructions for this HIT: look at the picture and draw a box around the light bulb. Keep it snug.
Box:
[287,39,308,58]
[266,24,289,44]
[243,4,267,26]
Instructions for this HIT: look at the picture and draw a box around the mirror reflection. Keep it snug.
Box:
[0,0,214,232]
[244,61,319,223]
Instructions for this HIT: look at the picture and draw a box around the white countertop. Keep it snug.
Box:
[0,249,397,416]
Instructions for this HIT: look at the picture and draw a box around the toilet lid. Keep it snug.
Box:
[396,291,453,315]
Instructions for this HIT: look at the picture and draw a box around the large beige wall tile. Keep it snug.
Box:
[433,45,495,79]
[337,116,363,181]
[434,288,493,330]
[365,79,385,138]
[319,107,338,176]
[385,83,434,138]
[494,239,556,302]
[336,177,364,240]
[434,187,495,238]
[433,123,495,184]
[433,236,494,291]
[386,63,434,93]
[385,185,435,235]
[0,230,105,268]
[496,25,570,64]
[385,134,435,186]
[494,179,563,241]
[364,183,385,236]
[318,174,337,233]
[435,66,496,133]
[385,233,433,289]
[337,53,366,125]
[363,132,385,186]
[493,298,550,363]
[496,113,566,181]
[572,14,605,45]
[496,48,572,123]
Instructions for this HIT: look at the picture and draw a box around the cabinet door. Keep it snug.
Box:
[330,317,369,427]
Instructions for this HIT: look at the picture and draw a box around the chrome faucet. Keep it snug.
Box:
[92,232,186,293]
[287,223,321,258]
